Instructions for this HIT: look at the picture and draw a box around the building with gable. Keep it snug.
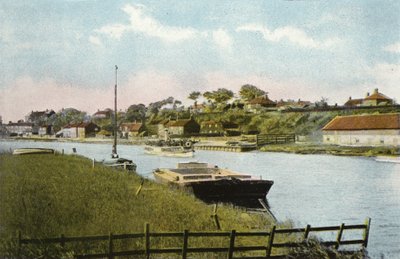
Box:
[322,113,400,146]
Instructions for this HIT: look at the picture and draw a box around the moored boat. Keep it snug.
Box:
[375,156,400,164]
[153,162,273,205]
[13,148,55,155]
[144,145,194,157]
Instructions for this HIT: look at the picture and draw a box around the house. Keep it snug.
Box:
[200,121,224,135]
[156,119,170,139]
[120,122,144,138]
[276,99,312,111]
[190,103,206,114]
[92,109,113,119]
[322,113,400,146]
[344,88,394,107]
[62,122,99,138]
[245,94,276,113]
[5,121,33,136]
[167,118,200,136]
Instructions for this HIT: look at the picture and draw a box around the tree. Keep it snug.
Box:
[188,91,202,106]
[203,88,234,105]
[239,84,266,102]
[125,104,146,122]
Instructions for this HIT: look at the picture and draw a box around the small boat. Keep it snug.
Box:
[144,145,194,157]
[102,157,137,171]
[153,162,273,205]
[101,65,137,172]
[13,148,55,155]
[375,156,400,164]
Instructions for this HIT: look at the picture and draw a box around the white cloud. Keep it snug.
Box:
[212,29,233,52]
[383,42,400,54]
[237,23,341,49]
[88,35,102,46]
[96,4,197,43]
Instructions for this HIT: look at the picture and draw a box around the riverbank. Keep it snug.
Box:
[3,136,398,157]
[0,153,367,258]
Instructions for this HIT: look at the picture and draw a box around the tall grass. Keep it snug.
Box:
[0,153,367,258]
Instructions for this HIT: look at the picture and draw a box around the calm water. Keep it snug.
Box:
[1,140,399,258]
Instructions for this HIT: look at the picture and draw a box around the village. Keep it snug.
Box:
[1,87,399,148]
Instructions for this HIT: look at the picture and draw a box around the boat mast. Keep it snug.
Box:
[112,65,118,158]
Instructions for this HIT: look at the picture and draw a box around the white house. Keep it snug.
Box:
[322,113,400,146]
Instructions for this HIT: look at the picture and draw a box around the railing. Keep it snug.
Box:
[18,218,371,259]
[256,134,296,147]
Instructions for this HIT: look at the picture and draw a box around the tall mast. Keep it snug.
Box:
[112,65,118,157]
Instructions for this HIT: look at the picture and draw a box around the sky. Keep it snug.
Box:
[0,0,399,122]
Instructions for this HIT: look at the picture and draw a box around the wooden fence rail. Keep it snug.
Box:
[18,218,371,259]
[256,134,296,147]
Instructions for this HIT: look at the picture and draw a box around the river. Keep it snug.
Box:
[1,140,399,258]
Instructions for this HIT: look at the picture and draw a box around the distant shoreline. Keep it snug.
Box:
[2,136,398,157]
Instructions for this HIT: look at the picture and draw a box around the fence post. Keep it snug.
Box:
[60,234,65,248]
[17,230,21,255]
[182,230,189,259]
[335,223,345,250]
[108,233,113,259]
[136,179,144,196]
[145,223,150,259]
[363,218,371,248]
[212,204,221,230]
[304,224,311,240]
[227,230,236,259]
[266,225,276,258]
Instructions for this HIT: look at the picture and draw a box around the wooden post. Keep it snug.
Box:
[227,230,236,259]
[266,225,276,257]
[335,223,345,250]
[92,158,95,169]
[108,232,113,259]
[304,224,311,240]
[212,204,221,230]
[62,149,64,155]
[17,230,21,255]
[60,234,65,247]
[182,230,189,259]
[136,179,144,196]
[363,218,371,248]
[145,223,150,259]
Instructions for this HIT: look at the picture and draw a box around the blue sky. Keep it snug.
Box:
[1,0,399,121]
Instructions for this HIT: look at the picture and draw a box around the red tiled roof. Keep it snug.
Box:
[364,92,392,101]
[120,123,142,132]
[344,98,363,106]
[323,114,400,131]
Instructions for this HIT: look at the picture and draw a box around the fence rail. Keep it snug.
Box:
[18,218,371,259]
[256,134,296,147]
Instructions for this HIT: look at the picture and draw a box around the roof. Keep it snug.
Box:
[7,122,33,126]
[120,123,142,132]
[201,120,220,125]
[364,91,392,101]
[322,113,400,131]
[344,98,363,106]
[248,95,276,105]
[169,119,193,127]
[68,122,97,128]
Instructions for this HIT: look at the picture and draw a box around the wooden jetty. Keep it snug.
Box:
[194,144,256,152]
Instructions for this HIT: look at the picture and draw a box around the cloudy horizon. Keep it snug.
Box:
[1,1,399,122]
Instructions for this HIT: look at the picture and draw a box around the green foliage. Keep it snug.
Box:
[203,88,234,110]
[239,84,266,102]
[188,91,201,101]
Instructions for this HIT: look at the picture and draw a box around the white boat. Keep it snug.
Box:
[13,148,55,155]
[375,156,400,164]
[144,145,194,158]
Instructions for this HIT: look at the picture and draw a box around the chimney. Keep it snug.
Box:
[366,92,370,97]
[349,96,352,100]
[374,88,379,94]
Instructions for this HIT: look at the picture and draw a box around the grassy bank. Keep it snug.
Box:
[260,143,400,157]
[0,154,366,258]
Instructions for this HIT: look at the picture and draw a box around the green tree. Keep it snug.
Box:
[239,84,266,102]
[203,88,234,110]
[188,91,202,106]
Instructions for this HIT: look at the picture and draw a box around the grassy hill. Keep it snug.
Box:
[0,153,366,258]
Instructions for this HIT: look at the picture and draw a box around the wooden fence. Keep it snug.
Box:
[256,134,296,147]
[18,218,371,259]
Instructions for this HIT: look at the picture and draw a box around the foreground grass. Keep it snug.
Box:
[0,153,367,258]
[260,143,400,157]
